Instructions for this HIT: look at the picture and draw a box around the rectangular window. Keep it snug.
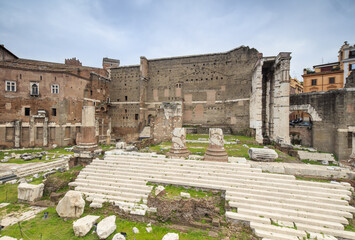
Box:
[125,96,128,101]
[52,108,57,116]
[135,114,139,120]
[350,63,355,71]
[5,81,16,92]
[51,84,59,94]
[25,107,30,116]
[311,79,317,86]
[329,77,335,84]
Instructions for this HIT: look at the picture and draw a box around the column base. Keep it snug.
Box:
[167,148,190,158]
[204,148,228,162]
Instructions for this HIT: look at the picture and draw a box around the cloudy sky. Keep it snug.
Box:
[0,0,354,80]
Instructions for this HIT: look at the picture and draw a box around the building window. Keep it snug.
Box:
[350,63,355,71]
[51,84,59,94]
[329,77,335,84]
[125,96,128,101]
[311,79,317,86]
[348,132,353,149]
[135,114,139,120]
[52,108,57,116]
[25,107,30,116]
[5,81,16,92]
[30,82,39,96]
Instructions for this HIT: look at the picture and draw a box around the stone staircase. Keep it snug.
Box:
[14,158,69,177]
[70,154,355,240]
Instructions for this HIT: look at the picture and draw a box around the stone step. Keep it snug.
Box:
[254,229,300,240]
[71,179,151,191]
[226,211,271,225]
[104,156,352,191]
[72,182,152,195]
[75,186,148,202]
[230,201,348,225]
[225,187,350,207]
[79,168,350,203]
[102,157,256,171]
[16,160,68,177]
[295,222,355,240]
[228,196,353,218]
[78,190,148,204]
[250,222,307,238]
[237,208,344,230]
[95,158,352,192]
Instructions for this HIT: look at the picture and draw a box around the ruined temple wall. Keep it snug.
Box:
[290,89,355,160]
[146,46,259,132]
[109,66,141,137]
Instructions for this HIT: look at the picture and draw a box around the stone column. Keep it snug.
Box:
[351,132,355,160]
[74,105,101,165]
[167,128,190,158]
[43,117,48,147]
[29,117,35,147]
[14,120,21,148]
[204,128,228,162]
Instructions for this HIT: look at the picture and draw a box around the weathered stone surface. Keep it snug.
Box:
[97,215,116,239]
[248,148,278,162]
[90,202,103,208]
[132,227,139,234]
[146,227,152,233]
[167,128,190,158]
[180,192,190,198]
[116,141,127,149]
[162,233,179,240]
[56,191,85,218]
[0,236,18,240]
[155,185,165,196]
[73,215,100,237]
[112,233,126,240]
[297,151,336,164]
[204,128,228,162]
[18,183,44,202]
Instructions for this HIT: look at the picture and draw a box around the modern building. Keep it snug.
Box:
[302,41,355,93]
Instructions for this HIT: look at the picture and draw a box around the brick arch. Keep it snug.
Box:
[289,104,322,121]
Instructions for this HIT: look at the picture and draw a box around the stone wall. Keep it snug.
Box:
[0,59,110,148]
[289,126,312,146]
[290,89,355,160]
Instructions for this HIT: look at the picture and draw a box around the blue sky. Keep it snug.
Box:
[1,0,354,80]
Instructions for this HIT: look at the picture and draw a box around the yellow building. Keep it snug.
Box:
[302,41,355,93]
[290,77,303,94]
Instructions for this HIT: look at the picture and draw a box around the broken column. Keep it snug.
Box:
[351,132,355,160]
[248,148,278,162]
[167,128,190,158]
[18,183,44,202]
[74,105,101,165]
[204,128,228,162]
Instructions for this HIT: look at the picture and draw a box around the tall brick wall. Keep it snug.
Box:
[290,89,355,160]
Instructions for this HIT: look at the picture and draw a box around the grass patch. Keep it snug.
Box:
[0,183,18,203]
[301,159,338,166]
[1,206,223,239]
[151,184,214,199]
[295,176,331,183]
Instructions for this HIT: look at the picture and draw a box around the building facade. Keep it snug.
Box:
[302,41,355,93]
[0,45,111,148]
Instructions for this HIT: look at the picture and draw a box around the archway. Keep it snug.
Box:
[289,110,313,146]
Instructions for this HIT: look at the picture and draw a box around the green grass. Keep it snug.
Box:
[1,206,223,240]
[295,176,331,183]
[301,159,338,166]
[99,144,115,151]
[151,184,214,199]
[0,183,18,203]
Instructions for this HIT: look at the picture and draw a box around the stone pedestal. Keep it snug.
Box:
[74,106,101,165]
[167,128,190,158]
[204,128,228,162]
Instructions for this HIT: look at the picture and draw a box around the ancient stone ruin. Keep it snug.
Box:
[167,128,190,158]
[204,128,228,162]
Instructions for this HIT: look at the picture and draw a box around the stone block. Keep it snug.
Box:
[112,233,126,240]
[204,128,228,162]
[73,215,100,237]
[248,148,278,162]
[155,185,165,196]
[180,192,190,198]
[56,191,85,218]
[18,183,44,202]
[97,215,116,239]
[162,233,179,240]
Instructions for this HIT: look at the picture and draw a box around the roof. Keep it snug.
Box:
[0,44,19,59]
[313,62,339,68]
